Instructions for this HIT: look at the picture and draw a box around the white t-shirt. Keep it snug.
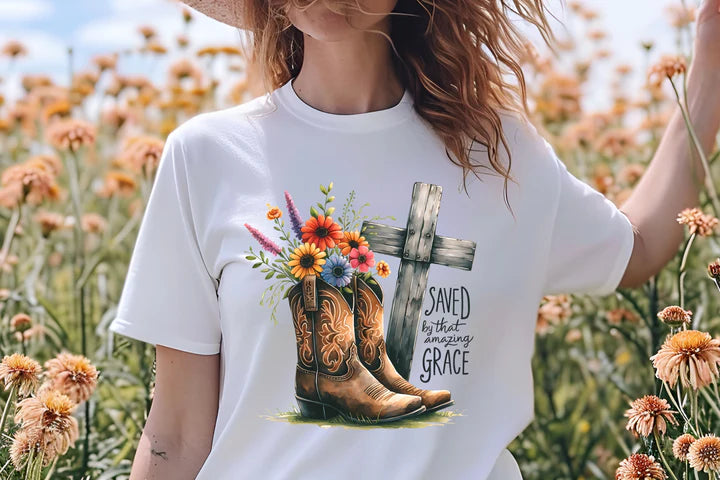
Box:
[108,78,635,480]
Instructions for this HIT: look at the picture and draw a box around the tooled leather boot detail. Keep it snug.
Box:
[353,275,454,413]
[288,274,426,424]
[289,292,313,369]
[316,290,354,375]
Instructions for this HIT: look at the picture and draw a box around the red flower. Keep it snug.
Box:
[349,245,375,273]
[301,214,343,251]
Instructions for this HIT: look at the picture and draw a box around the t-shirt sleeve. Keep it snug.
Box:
[108,131,222,355]
[541,139,636,297]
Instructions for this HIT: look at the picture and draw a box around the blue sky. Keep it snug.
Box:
[0,0,697,111]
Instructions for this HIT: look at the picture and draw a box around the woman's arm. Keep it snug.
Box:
[129,345,220,480]
[618,0,720,288]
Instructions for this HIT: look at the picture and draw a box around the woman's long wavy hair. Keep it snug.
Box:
[236,0,558,215]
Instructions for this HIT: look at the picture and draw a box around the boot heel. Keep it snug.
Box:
[295,395,337,420]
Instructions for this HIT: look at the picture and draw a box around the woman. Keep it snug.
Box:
[108,0,720,478]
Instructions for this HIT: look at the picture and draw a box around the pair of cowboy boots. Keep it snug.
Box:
[287,273,452,424]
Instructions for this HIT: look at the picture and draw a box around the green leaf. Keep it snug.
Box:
[310,206,319,218]
[252,262,262,268]
[245,255,256,260]
[316,202,324,210]
[320,184,327,194]
[282,285,292,299]
[265,271,275,279]
[328,181,333,191]
[260,268,270,273]
[326,206,335,216]
[327,195,335,202]
[342,286,353,294]
[273,226,280,231]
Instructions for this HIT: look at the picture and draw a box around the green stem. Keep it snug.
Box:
[692,388,700,434]
[0,208,20,282]
[699,387,720,421]
[654,429,680,480]
[42,455,58,480]
[662,380,697,436]
[0,384,16,434]
[678,233,696,309]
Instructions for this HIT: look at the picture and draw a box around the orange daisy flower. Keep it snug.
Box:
[301,215,343,251]
[337,231,369,256]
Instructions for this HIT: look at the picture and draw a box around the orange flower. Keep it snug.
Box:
[673,433,696,461]
[656,306,692,327]
[337,231,369,256]
[14,389,79,460]
[624,394,678,438]
[0,353,42,396]
[301,215,343,251]
[688,434,720,473]
[677,207,718,237]
[650,330,720,389]
[266,204,282,220]
[615,454,667,480]
[44,352,99,404]
[376,260,391,278]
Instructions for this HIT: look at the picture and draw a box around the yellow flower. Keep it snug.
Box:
[376,260,390,278]
[288,243,326,280]
[266,204,282,220]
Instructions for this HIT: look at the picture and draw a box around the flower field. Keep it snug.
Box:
[0,1,719,479]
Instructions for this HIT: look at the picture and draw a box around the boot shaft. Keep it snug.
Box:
[353,275,386,370]
[287,274,356,376]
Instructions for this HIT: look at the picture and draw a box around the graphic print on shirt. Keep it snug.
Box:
[242,182,476,428]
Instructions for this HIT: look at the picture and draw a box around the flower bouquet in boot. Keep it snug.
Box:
[243,182,428,425]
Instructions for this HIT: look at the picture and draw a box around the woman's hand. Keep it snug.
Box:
[692,0,720,73]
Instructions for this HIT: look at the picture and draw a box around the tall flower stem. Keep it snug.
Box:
[64,149,91,474]
[43,456,58,480]
[0,384,16,434]
[698,386,720,420]
[668,77,720,217]
[662,380,697,436]
[653,430,678,480]
[654,430,680,480]
[0,207,21,281]
[678,232,696,309]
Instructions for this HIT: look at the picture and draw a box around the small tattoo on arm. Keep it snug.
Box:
[151,448,168,460]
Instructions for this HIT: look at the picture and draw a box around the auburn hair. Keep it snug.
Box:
[236,0,558,215]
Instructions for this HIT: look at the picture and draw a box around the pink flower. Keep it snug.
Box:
[349,245,375,273]
[244,223,282,256]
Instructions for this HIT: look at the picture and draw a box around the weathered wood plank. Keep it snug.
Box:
[416,184,441,262]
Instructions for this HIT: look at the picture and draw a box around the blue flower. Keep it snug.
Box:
[321,253,353,288]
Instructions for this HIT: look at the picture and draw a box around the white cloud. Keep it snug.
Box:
[0,0,53,22]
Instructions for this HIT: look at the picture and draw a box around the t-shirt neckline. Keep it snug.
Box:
[273,78,414,132]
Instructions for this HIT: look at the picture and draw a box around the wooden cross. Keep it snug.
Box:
[361,182,476,380]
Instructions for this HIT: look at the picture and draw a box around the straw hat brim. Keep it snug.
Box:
[180,0,247,29]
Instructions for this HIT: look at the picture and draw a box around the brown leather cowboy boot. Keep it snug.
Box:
[288,274,426,424]
[353,275,454,413]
